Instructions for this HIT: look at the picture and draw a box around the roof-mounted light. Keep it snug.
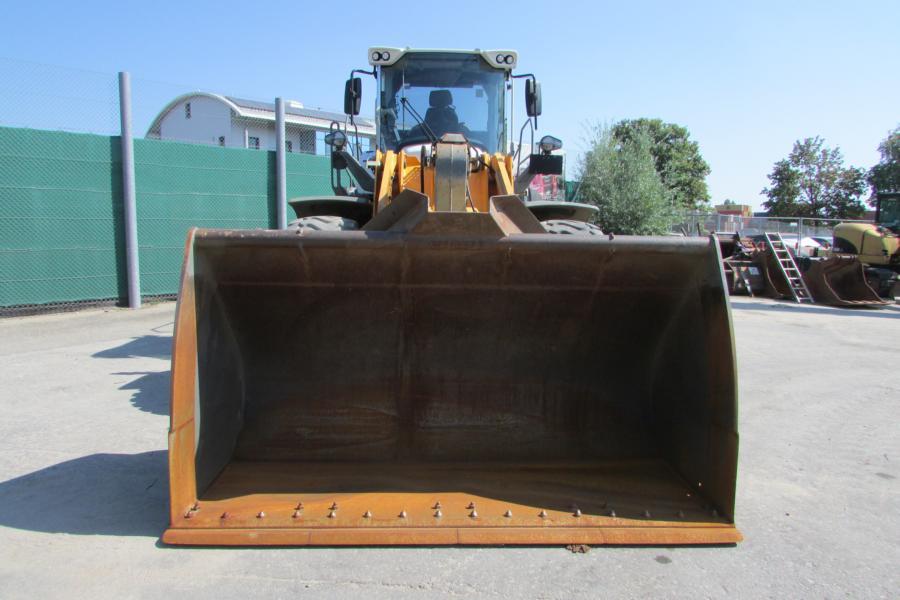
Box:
[481,50,517,70]
[368,48,518,70]
[368,47,404,66]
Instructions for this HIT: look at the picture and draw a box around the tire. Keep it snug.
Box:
[541,219,604,236]
[288,215,359,233]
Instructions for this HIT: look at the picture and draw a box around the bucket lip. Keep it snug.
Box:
[161,523,743,546]
[191,228,713,252]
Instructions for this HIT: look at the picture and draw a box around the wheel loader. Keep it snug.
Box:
[163,47,741,546]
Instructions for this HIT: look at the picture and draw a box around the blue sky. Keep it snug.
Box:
[2,0,898,209]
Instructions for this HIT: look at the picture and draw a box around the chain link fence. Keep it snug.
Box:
[673,212,870,249]
[0,57,336,315]
[0,58,124,314]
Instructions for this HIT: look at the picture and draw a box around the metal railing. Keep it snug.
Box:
[674,212,873,250]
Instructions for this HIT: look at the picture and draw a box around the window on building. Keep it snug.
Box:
[218,136,225,146]
[248,136,260,150]
[298,129,316,154]
[185,102,191,119]
[285,140,293,153]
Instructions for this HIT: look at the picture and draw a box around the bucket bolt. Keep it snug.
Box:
[363,510,372,519]
[573,508,582,517]
[292,510,302,519]
[327,510,337,519]
[469,509,478,518]
[398,510,407,519]
[538,510,548,519]
[434,509,442,518]
[256,511,266,519]
[503,509,513,518]
[220,512,229,520]
[608,509,616,518]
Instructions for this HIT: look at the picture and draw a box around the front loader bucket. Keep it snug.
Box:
[800,256,889,307]
[163,197,740,546]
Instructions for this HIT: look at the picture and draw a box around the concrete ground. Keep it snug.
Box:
[0,297,897,599]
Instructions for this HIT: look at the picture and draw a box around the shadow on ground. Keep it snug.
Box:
[730,298,900,320]
[115,371,170,415]
[92,335,173,416]
[93,335,172,360]
[0,451,168,537]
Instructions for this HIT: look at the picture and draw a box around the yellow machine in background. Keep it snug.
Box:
[833,191,900,297]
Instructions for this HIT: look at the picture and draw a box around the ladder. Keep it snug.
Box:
[764,232,814,303]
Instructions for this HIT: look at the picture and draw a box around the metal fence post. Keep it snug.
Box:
[275,97,287,229]
[118,71,141,308]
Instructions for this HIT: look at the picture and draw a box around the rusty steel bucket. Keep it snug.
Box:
[800,256,889,307]
[163,194,741,546]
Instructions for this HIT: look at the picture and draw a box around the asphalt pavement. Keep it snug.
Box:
[0,297,897,599]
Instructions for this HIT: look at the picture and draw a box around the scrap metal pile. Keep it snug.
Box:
[718,231,889,307]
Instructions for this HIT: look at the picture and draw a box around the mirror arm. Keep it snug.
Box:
[514,118,534,176]
[341,68,376,157]
[345,68,375,126]
[512,73,539,129]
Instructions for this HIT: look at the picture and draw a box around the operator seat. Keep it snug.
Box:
[424,90,460,137]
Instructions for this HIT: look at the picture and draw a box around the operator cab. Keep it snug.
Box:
[375,50,508,154]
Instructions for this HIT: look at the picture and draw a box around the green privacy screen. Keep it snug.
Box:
[0,127,127,308]
[0,127,332,310]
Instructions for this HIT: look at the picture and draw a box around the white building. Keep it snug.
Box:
[146,92,376,155]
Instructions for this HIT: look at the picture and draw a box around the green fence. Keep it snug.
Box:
[0,126,331,311]
[134,139,331,296]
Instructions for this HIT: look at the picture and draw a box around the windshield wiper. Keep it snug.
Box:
[399,97,438,144]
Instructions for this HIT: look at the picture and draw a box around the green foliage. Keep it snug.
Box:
[867,125,900,203]
[578,124,678,235]
[610,118,711,209]
[762,137,867,219]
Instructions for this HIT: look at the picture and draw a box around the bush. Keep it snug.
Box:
[578,124,678,235]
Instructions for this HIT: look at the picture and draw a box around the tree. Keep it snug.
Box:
[611,118,711,209]
[761,137,867,219]
[578,125,678,235]
[868,125,900,203]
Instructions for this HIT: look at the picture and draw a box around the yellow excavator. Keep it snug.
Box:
[163,47,741,546]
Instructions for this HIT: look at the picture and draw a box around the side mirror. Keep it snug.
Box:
[344,77,362,116]
[525,79,542,117]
